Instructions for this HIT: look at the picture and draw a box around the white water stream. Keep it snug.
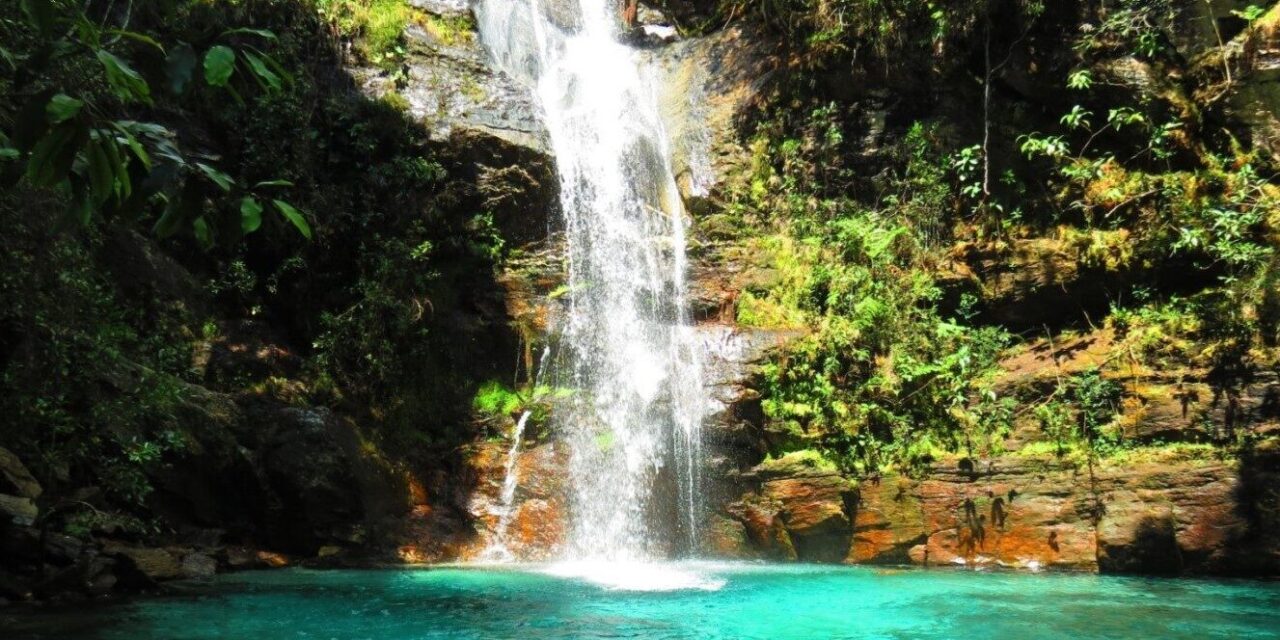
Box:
[474,0,710,564]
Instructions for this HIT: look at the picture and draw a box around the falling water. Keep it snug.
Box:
[480,346,552,562]
[475,0,709,562]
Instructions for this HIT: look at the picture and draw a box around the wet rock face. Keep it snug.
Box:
[452,441,569,561]
[709,452,1280,576]
[646,24,775,207]
[850,459,1100,571]
[358,2,559,247]
[761,474,854,562]
[1096,455,1280,575]
[378,8,548,153]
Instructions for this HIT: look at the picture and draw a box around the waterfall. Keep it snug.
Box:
[480,346,552,562]
[475,0,709,562]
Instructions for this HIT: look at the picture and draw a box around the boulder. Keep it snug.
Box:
[1095,459,1279,575]
[256,550,291,568]
[704,513,754,558]
[0,494,37,526]
[42,534,84,566]
[107,545,183,582]
[726,495,795,560]
[761,474,853,561]
[254,405,364,553]
[0,447,41,500]
[180,552,217,579]
[376,12,548,155]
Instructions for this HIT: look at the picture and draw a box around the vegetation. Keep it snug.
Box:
[1,0,1277,572]
[0,0,505,535]
[715,0,1280,476]
[722,104,1015,475]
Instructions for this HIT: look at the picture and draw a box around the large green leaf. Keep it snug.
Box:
[111,122,150,169]
[46,94,83,124]
[86,135,116,204]
[246,47,294,87]
[203,45,236,87]
[153,182,202,238]
[221,28,278,40]
[96,49,152,104]
[192,216,213,250]
[165,43,197,94]
[240,50,281,92]
[66,177,93,227]
[26,124,85,187]
[107,29,165,54]
[273,199,311,240]
[240,197,263,233]
[196,162,234,191]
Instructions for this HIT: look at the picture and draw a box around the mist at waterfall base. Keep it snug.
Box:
[12,565,1280,640]
[473,0,709,566]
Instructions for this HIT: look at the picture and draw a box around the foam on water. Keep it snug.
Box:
[542,560,727,592]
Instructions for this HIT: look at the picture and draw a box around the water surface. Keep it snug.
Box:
[7,563,1279,639]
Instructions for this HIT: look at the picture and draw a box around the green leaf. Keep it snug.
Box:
[108,30,165,54]
[66,177,93,226]
[240,50,282,92]
[153,182,201,238]
[203,45,236,87]
[111,122,151,169]
[97,49,152,104]
[26,124,84,187]
[166,43,197,94]
[100,131,129,200]
[221,28,278,40]
[86,135,116,204]
[0,149,19,161]
[192,216,213,250]
[0,46,15,71]
[246,47,294,87]
[196,162,234,191]
[253,179,293,188]
[273,199,311,239]
[46,94,83,124]
[240,197,263,233]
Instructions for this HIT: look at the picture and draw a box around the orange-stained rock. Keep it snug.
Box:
[847,476,926,564]
[727,495,796,560]
[397,545,431,564]
[705,514,756,558]
[407,474,429,506]
[763,474,851,536]
[760,474,852,561]
[256,551,290,568]
[1093,460,1277,574]
[841,456,1101,570]
[453,440,569,561]
[508,498,566,559]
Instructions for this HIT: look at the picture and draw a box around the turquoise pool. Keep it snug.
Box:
[6,563,1280,639]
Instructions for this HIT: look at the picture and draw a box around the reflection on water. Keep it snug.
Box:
[6,564,1280,639]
